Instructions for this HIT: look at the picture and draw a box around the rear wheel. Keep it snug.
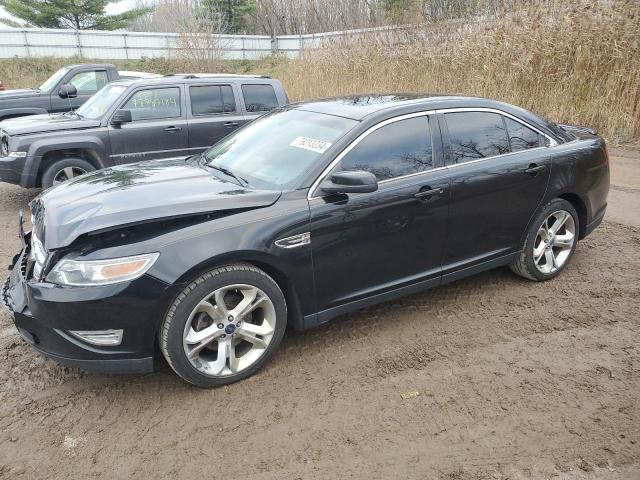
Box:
[41,158,95,189]
[160,264,287,387]
[510,198,579,281]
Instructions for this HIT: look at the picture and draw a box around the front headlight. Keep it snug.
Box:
[46,253,160,286]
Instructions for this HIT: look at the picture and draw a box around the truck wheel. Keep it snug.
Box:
[41,158,95,189]
[160,264,288,388]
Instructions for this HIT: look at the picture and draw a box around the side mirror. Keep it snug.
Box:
[58,83,77,99]
[320,170,378,195]
[111,109,132,125]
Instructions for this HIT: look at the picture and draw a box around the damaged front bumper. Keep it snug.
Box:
[2,241,171,375]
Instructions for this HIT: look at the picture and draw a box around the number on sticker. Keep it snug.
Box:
[290,136,332,154]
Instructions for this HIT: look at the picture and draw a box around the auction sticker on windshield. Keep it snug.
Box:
[290,136,332,154]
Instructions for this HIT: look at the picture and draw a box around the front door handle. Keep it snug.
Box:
[414,186,445,201]
[524,163,546,176]
[164,126,182,133]
[224,122,239,128]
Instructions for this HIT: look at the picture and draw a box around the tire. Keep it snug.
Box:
[160,264,287,387]
[510,198,580,281]
[41,158,95,189]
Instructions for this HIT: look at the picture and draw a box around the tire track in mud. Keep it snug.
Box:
[0,173,639,478]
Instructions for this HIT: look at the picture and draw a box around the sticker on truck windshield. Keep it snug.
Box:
[290,136,332,154]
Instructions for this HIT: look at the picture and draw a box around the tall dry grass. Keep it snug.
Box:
[1,0,637,141]
[269,0,640,142]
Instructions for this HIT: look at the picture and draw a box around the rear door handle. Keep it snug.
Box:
[224,122,239,128]
[524,164,546,176]
[414,186,445,200]
[164,126,182,133]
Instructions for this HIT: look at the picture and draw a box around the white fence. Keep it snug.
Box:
[0,26,410,60]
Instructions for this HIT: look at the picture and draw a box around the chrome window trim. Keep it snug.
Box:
[308,107,557,200]
[435,107,558,147]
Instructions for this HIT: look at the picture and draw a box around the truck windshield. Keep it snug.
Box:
[77,84,127,119]
[203,108,358,190]
[38,67,71,93]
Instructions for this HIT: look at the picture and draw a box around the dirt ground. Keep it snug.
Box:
[0,148,638,480]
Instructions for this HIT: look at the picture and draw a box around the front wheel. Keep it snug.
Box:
[510,198,580,281]
[160,264,287,387]
[41,157,95,189]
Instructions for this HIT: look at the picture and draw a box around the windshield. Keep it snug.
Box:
[38,67,71,93]
[77,84,128,119]
[203,109,357,190]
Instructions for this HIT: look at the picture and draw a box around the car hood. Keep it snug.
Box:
[0,113,100,135]
[0,88,40,100]
[33,158,282,250]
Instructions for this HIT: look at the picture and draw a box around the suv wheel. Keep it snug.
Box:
[160,264,287,387]
[510,198,580,281]
[41,158,95,189]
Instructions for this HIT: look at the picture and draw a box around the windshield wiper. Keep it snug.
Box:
[208,163,249,187]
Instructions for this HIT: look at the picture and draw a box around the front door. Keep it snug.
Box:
[441,110,551,274]
[309,114,449,313]
[108,86,189,164]
[186,84,246,154]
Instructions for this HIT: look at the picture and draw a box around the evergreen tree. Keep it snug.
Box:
[201,0,255,34]
[0,0,151,30]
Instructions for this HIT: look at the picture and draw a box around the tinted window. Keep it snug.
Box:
[504,117,541,151]
[339,116,433,181]
[445,112,509,163]
[190,85,236,115]
[123,87,181,121]
[69,70,108,95]
[242,84,278,112]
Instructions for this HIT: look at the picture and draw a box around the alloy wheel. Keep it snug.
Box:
[53,166,87,185]
[182,284,276,377]
[533,209,576,274]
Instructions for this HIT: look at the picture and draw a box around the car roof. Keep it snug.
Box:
[65,63,115,69]
[118,71,163,79]
[289,93,562,139]
[110,73,275,88]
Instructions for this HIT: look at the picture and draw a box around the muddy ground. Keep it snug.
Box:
[0,148,638,479]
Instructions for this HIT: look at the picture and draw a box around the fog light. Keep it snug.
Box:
[69,329,123,346]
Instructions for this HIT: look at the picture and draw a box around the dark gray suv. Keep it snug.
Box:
[0,74,288,188]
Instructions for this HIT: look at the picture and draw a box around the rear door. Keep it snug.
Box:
[50,69,109,112]
[186,83,245,154]
[440,109,551,277]
[107,85,189,163]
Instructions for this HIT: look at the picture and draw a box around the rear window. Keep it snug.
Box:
[190,85,236,115]
[241,84,279,112]
[445,112,510,163]
[504,117,542,151]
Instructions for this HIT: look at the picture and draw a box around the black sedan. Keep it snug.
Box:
[2,94,609,387]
